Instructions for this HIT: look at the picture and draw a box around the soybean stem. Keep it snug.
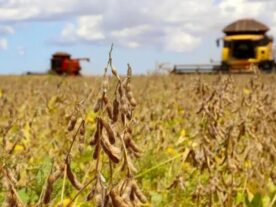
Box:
[135,148,190,179]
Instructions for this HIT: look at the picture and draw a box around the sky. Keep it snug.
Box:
[0,0,276,75]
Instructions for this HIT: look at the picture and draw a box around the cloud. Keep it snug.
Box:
[0,7,40,22]
[1,0,276,52]
[17,46,26,56]
[163,30,202,52]
[55,0,276,52]
[0,38,8,50]
[0,25,14,35]
[0,0,106,22]
[55,0,213,52]
[219,0,266,19]
[111,25,152,39]
[59,15,105,44]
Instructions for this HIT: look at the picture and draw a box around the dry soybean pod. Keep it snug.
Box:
[66,159,83,190]
[110,190,129,207]
[101,135,121,164]
[98,117,116,144]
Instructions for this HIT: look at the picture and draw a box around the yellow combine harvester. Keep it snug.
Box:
[172,18,275,74]
[220,18,274,72]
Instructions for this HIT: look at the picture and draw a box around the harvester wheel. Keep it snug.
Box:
[73,71,80,76]
[220,62,229,72]
[259,61,274,72]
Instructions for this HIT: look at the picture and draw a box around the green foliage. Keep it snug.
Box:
[245,193,263,207]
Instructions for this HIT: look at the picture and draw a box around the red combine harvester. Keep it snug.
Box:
[51,52,90,75]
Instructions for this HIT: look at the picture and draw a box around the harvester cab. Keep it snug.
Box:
[220,19,275,72]
[51,52,90,75]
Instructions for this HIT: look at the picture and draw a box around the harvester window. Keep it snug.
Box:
[232,40,255,59]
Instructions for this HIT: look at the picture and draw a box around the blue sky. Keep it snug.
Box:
[0,0,275,75]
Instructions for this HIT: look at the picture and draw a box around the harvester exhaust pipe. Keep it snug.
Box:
[216,38,222,47]
[76,58,90,62]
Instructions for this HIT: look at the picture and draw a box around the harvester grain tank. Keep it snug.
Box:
[220,18,275,72]
[51,52,90,75]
